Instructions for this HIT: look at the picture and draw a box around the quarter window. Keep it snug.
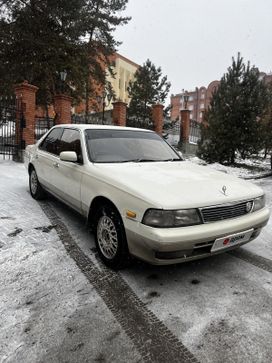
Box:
[39,128,63,155]
[59,129,83,163]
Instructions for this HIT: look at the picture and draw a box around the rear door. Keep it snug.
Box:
[35,127,63,190]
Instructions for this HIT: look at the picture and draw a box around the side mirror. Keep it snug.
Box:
[60,151,78,162]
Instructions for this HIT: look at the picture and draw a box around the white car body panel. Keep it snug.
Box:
[25,124,270,265]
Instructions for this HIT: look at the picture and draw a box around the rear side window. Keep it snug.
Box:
[59,128,83,163]
[39,128,63,155]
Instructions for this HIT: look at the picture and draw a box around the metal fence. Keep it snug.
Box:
[0,97,22,159]
[72,110,112,125]
[162,120,180,147]
[189,120,201,145]
[126,117,154,130]
[35,117,55,141]
[162,119,201,152]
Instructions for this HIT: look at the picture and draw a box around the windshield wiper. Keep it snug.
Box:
[120,159,159,163]
[161,158,183,161]
[97,158,183,163]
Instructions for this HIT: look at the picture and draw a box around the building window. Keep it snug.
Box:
[200,103,205,109]
[189,95,194,101]
[189,105,194,111]
[199,112,203,119]
[201,92,205,99]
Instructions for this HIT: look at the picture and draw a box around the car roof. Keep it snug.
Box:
[52,124,154,133]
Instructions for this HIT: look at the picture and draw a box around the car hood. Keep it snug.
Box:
[94,161,263,209]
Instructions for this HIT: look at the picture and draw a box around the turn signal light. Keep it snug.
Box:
[126,210,137,219]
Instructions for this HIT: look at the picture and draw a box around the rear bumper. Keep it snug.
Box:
[125,207,270,265]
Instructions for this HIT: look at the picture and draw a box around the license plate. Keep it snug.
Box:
[211,229,254,252]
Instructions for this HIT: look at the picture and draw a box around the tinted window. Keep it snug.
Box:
[39,128,63,155]
[85,129,180,163]
[59,129,83,163]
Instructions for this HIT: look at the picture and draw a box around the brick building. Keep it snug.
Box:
[74,52,139,115]
[170,72,272,123]
[170,81,220,122]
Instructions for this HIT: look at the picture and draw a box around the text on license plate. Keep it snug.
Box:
[211,228,254,252]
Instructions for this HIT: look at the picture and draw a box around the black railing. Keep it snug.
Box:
[162,120,180,146]
[126,117,154,130]
[35,117,55,141]
[189,120,201,145]
[0,97,20,159]
[72,110,112,125]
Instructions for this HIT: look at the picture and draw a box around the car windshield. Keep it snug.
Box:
[85,129,182,163]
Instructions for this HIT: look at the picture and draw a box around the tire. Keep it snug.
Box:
[93,204,130,270]
[29,167,46,200]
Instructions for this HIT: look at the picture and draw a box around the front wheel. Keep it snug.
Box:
[94,204,130,270]
[29,167,46,200]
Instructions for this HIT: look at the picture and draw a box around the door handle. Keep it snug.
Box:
[53,162,59,168]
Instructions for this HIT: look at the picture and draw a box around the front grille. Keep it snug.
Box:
[201,201,253,223]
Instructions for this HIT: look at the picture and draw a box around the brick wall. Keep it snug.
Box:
[54,94,72,124]
[14,81,38,147]
[112,101,127,126]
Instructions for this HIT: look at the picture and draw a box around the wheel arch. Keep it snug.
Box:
[28,163,35,174]
[88,196,122,228]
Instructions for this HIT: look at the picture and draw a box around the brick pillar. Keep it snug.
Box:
[112,101,127,126]
[180,109,190,144]
[152,104,164,135]
[14,80,38,148]
[53,94,72,124]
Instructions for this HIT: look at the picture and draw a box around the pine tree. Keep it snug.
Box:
[198,54,269,164]
[127,59,171,126]
[0,0,130,107]
[259,83,272,168]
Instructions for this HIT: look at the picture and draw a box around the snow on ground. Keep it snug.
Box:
[0,160,140,363]
[0,158,272,363]
[187,155,272,179]
[52,170,272,363]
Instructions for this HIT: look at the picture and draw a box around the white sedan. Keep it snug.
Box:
[25,125,270,269]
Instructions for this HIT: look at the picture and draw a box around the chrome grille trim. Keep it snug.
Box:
[199,200,253,223]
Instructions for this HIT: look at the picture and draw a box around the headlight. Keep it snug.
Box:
[252,195,265,212]
[142,209,202,227]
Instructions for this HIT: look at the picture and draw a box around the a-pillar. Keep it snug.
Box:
[14,80,38,152]
[152,104,164,135]
[54,94,72,124]
[112,101,127,126]
[180,109,190,150]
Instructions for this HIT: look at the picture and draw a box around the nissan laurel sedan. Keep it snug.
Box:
[25,125,270,269]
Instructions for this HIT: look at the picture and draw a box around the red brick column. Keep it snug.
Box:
[152,104,164,135]
[53,94,72,124]
[112,101,127,126]
[14,80,38,147]
[180,109,190,143]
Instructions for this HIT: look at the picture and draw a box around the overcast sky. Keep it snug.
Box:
[115,0,272,98]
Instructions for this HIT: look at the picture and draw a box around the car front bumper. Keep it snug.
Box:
[125,207,270,265]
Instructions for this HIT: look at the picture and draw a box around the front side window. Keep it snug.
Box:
[85,129,181,163]
[59,128,83,163]
[39,128,63,155]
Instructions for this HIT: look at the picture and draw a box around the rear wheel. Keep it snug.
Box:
[94,204,130,270]
[29,167,46,200]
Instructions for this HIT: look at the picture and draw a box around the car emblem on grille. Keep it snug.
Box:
[222,185,227,195]
[246,201,252,213]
